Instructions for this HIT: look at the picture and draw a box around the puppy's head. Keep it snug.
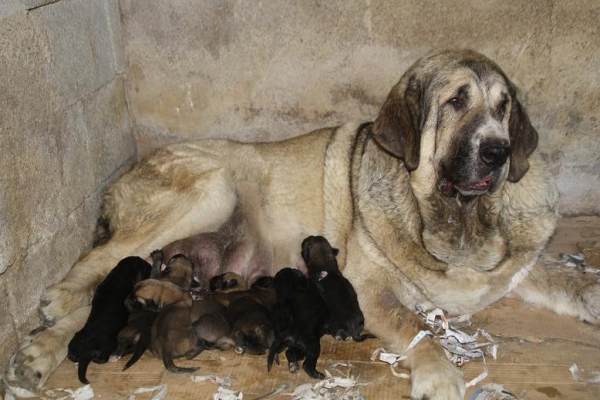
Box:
[127,279,189,312]
[151,253,195,290]
[301,235,339,272]
[371,49,538,198]
[209,272,248,293]
[272,268,307,299]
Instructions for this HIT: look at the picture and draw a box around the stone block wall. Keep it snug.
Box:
[0,0,136,366]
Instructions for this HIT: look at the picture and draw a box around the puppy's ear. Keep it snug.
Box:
[332,247,339,257]
[301,245,310,264]
[372,74,422,171]
[507,91,538,182]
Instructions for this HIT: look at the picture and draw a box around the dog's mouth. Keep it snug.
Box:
[439,175,494,197]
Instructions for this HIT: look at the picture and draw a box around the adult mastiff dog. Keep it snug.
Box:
[6,50,600,399]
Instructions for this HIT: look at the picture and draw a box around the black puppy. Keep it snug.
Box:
[267,268,329,379]
[301,235,375,342]
[67,256,152,383]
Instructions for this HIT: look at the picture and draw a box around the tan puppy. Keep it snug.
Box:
[8,50,600,400]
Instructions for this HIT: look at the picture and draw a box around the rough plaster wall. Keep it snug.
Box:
[0,0,136,365]
[121,0,599,216]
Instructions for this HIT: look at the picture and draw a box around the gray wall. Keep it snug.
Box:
[0,0,598,367]
[0,0,136,365]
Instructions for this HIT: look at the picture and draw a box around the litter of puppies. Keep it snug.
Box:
[65,235,376,385]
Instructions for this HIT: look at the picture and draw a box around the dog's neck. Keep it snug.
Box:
[416,187,507,271]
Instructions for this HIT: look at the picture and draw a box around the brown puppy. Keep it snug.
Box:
[226,277,277,355]
[150,299,202,373]
[111,310,156,370]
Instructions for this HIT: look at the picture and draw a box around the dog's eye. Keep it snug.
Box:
[497,97,509,119]
[446,85,468,110]
[447,96,464,110]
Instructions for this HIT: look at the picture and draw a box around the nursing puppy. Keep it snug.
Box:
[267,268,329,379]
[150,298,202,373]
[226,277,277,355]
[301,236,374,342]
[190,298,235,351]
[156,204,271,289]
[67,257,151,384]
[118,254,195,370]
[126,254,195,312]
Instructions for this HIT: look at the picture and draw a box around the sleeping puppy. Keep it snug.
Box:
[67,256,152,384]
[301,235,375,342]
[267,268,329,379]
[190,298,235,351]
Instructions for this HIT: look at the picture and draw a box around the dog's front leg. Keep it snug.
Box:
[357,284,465,400]
[512,252,600,324]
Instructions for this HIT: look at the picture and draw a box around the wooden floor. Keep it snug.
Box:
[30,217,600,398]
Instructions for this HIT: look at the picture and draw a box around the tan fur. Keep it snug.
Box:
[6,50,600,400]
[131,279,192,310]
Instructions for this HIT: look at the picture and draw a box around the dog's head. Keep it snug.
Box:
[371,49,538,198]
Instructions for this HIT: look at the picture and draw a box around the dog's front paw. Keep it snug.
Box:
[3,326,68,392]
[410,342,465,400]
[40,282,92,325]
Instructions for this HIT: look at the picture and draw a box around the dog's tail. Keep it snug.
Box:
[77,358,91,384]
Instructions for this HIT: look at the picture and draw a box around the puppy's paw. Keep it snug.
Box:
[40,282,92,324]
[410,343,465,400]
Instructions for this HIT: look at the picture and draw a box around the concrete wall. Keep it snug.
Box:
[121,0,599,216]
[0,0,136,366]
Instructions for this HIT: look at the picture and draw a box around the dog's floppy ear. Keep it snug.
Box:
[371,74,422,171]
[507,92,538,182]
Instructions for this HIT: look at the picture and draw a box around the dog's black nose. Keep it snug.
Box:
[480,145,510,169]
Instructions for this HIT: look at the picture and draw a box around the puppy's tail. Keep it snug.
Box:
[267,336,288,372]
[77,358,91,384]
[163,354,199,374]
[123,330,151,371]
[352,333,377,342]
